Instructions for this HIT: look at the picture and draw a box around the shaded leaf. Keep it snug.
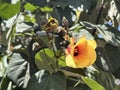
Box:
[82,77,105,90]
[0,75,11,90]
[96,39,120,72]
[51,6,75,26]
[26,70,66,90]
[104,44,120,72]
[0,1,20,19]
[26,0,48,7]
[95,70,115,90]
[51,0,97,11]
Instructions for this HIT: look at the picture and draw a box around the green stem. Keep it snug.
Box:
[51,42,59,68]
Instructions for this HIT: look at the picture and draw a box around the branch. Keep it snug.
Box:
[92,0,105,36]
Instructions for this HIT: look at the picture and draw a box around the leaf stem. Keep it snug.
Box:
[58,69,84,78]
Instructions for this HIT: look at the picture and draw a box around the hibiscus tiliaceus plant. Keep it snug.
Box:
[42,16,97,70]
[34,16,99,90]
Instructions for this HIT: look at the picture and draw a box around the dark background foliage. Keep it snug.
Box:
[0,0,120,90]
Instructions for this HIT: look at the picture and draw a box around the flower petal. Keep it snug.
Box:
[74,36,96,68]
[65,54,76,68]
[65,35,97,68]
[87,40,97,49]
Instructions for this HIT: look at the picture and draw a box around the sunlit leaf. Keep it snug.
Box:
[24,15,36,23]
[24,3,37,12]
[26,70,66,90]
[82,77,105,90]
[80,21,120,47]
[35,48,55,71]
[6,53,36,88]
[58,56,66,67]
[0,55,8,77]
[107,0,120,27]
[0,1,20,19]
[72,29,94,41]
[16,22,34,33]
[40,6,53,12]
[96,24,120,47]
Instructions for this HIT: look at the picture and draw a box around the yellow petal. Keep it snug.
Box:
[65,54,76,68]
[73,38,89,68]
[87,40,97,49]
[75,35,86,47]
[74,36,96,68]
[74,44,96,68]
[76,35,97,49]
[65,35,97,68]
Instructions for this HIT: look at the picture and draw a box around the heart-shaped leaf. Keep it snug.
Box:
[26,70,66,90]
[6,53,36,88]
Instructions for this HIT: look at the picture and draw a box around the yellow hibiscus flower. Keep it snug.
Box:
[65,35,97,68]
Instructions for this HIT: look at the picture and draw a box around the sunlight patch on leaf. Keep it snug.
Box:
[0,1,20,19]
[82,77,105,90]
[35,48,55,71]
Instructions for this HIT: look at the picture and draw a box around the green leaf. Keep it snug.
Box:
[0,75,11,90]
[35,48,55,71]
[96,42,120,77]
[51,6,75,26]
[40,6,53,12]
[0,1,20,19]
[80,21,120,47]
[95,70,115,90]
[58,56,66,67]
[104,44,120,72]
[16,22,34,33]
[82,77,105,90]
[26,70,66,90]
[24,15,36,23]
[6,53,36,88]
[114,84,120,90]
[51,0,97,11]
[0,55,8,77]
[107,0,120,27]
[72,29,94,41]
[96,24,120,47]
[26,0,48,7]
[24,3,37,12]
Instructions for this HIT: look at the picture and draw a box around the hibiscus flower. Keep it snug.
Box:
[65,35,97,68]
